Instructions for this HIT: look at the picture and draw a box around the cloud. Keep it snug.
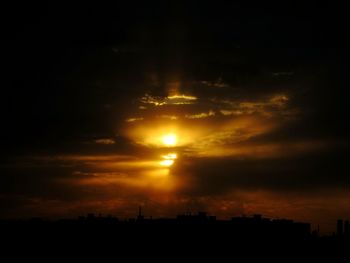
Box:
[139,94,197,106]
[200,79,230,89]
[94,138,116,145]
[173,147,350,197]
[126,118,144,123]
[185,110,215,119]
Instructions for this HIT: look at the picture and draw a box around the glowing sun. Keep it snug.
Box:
[162,134,177,147]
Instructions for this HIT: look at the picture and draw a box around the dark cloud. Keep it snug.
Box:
[173,147,350,196]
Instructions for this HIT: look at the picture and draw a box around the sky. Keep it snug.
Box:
[1,2,350,233]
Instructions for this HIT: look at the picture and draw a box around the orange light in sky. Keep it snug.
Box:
[162,134,177,147]
[162,153,177,160]
[159,152,177,167]
[159,159,174,167]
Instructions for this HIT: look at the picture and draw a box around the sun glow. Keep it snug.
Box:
[162,134,177,147]
[159,152,177,167]
[162,153,177,160]
[159,159,175,167]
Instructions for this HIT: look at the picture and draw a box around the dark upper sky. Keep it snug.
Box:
[1,2,349,233]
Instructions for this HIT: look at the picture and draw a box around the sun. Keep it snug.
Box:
[162,134,177,147]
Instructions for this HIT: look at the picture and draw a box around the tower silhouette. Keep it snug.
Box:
[137,206,144,221]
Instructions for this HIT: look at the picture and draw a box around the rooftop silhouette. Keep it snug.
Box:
[1,209,349,244]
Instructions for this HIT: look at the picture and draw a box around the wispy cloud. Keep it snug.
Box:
[139,94,197,106]
[95,138,116,145]
[126,117,144,123]
[185,110,215,119]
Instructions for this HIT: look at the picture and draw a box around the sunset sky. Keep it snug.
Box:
[2,2,349,233]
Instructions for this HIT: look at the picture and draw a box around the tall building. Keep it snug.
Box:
[137,206,144,221]
[337,219,344,236]
[344,220,349,236]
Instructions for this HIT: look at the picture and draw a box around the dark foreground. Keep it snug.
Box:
[1,214,349,252]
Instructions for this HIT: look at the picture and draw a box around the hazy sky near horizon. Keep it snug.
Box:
[1,2,349,233]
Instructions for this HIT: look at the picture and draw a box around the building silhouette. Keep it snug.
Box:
[137,206,144,221]
[337,219,344,236]
[345,220,349,236]
[3,209,350,243]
